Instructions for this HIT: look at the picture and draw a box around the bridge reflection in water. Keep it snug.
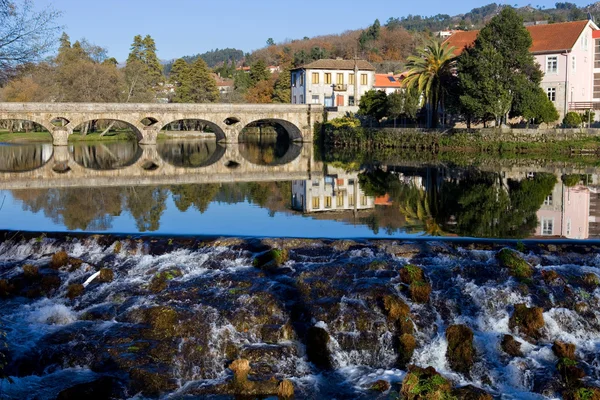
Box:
[0,140,322,190]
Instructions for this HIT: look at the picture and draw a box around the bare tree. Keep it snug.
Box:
[0,0,61,81]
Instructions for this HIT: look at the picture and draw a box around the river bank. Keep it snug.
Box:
[320,125,600,156]
[0,232,599,399]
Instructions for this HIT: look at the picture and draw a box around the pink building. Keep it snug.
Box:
[535,183,590,239]
[445,20,600,120]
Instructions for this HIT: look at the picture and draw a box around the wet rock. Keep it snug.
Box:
[370,379,391,392]
[386,243,421,258]
[50,250,69,269]
[409,282,432,303]
[142,306,179,339]
[557,357,586,387]
[66,283,84,300]
[278,379,295,398]
[81,304,117,321]
[129,367,177,397]
[451,385,493,400]
[40,275,61,295]
[56,376,125,400]
[401,365,452,400]
[253,248,289,271]
[0,279,15,298]
[583,273,599,287]
[500,334,522,357]
[497,248,533,280]
[382,294,410,322]
[398,333,417,368]
[306,326,332,370]
[97,268,114,283]
[22,264,39,279]
[446,324,474,375]
[509,303,545,340]
[260,323,295,343]
[541,269,561,284]
[553,341,576,360]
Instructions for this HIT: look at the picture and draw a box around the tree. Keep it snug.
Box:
[245,78,274,103]
[0,0,61,81]
[519,86,559,126]
[404,39,456,128]
[457,7,543,126]
[358,90,389,122]
[123,34,164,102]
[266,38,275,46]
[249,59,270,85]
[272,67,291,103]
[169,58,191,103]
[186,58,219,103]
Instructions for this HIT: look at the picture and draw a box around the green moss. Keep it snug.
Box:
[401,366,455,399]
[497,248,533,280]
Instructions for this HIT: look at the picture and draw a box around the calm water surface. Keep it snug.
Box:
[0,139,598,240]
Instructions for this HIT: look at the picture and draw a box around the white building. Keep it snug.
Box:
[290,59,376,109]
[291,167,375,213]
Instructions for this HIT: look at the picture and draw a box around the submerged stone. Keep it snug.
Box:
[509,303,545,340]
[398,333,417,368]
[500,334,522,357]
[446,324,475,375]
[306,326,332,370]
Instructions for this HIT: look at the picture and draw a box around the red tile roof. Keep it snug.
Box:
[374,74,403,88]
[445,20,593,55]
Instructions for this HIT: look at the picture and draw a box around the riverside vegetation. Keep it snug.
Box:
[1,234,600,399]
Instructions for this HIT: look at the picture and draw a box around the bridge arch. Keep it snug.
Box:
[0,143,54,172]
[240,119,303,142]
[157,140,226,168]
[71,141,143,170]
[68,117,144,141]
[159,119,227,142]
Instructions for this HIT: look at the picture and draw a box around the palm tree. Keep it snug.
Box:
[403,39,456,128]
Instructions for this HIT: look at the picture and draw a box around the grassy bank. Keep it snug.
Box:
[68,130,136,142]
[0,131,52,143]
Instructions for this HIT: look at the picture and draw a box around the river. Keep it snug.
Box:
[0,138,599,399]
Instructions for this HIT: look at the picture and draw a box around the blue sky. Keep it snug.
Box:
[37,0,591,62]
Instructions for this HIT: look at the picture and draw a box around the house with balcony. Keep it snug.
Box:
[290,59,376,110]
[445,19,600,119]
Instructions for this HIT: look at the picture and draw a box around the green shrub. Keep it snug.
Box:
[563,112,582,128]
[562,174,582,187]
[327,115,361,128]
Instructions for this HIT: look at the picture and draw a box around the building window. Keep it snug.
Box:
[348,194,355,206]
[572,56,576,72]
[292,96,296,104]
[336,194,344,207]
[292,74,297,87]
[361,74,368,85]
[594,73,600,100]
[312,72,319,84]
[312,95,320,104]
[336,73,344,84]
[595,39,600,68]
[547,87,556,102]
[324,73,332,84]
[348,96,355,106]
[349,73,355,85]
[546,56,558,74]
[583,34,589,51]
[566,218,572,236]
[542,218,554,236]
[325,196,332,209]
[312,197,320,209]
[299,73,304,86]
[312,179,320,187]
[299,95,304,104]
[348,179,355,186]
[544,194,553,206]
[360,195,367,206]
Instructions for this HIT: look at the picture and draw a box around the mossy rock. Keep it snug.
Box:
[583,273,599,287]
[398,333,417,368]
[509,303,545,340]
[497,248,533,280]
[50,251,69,269]
[409,281,432,303]
[541,270,561,284]
[22,264,39,279]
[500,334,522,357]
[148,268,182,293]
[382,294,410,321]
[0,279,15,298]
[400,264,425,285]
[553,341,576,360]
[252,249,289,270]
[557,357,586,387]
[446,324,474,375]
[564,387,600,400]
[40,275,61,294]
[401,365,452,400]
[451,385,493,400]
[370,379,391,392]
[97,268,114,283]
[66,283,84,300]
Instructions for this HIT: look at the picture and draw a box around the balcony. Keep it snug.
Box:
[333,84,347,92]
[569,102,600,110]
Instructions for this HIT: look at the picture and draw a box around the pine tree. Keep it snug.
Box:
[249,60,270,86]
[127,35,144,64]
[170,58,191,103]
[142,35,163,86]
[272,66,291,103]
[187,58,219,103]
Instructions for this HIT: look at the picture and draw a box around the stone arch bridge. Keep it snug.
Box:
[0,103,324,146]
